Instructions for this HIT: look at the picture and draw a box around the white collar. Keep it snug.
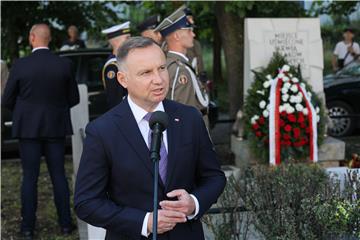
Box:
[127,95,165,124]
[32,47,49,52]
[168,50,189,62]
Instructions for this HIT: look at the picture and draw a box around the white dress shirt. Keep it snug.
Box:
[127,96,199,237]
[32,47,49,52]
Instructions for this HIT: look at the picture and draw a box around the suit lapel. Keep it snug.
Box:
[112,99,154,176]
[112,99,166,189]
[163,100,181,190]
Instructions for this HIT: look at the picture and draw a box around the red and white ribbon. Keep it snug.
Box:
[269,76,318,165]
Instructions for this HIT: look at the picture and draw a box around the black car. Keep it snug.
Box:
[324,60,360,137]
[1,48,218,155]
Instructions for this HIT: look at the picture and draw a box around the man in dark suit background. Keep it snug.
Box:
[2,23,79,239]
[74,37,226,240]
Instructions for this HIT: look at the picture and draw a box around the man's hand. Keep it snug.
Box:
[160,189,196,216]
[147,209,187,234]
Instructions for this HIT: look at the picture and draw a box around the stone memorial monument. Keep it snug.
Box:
[70,84,106,240]
[232,18,345,168]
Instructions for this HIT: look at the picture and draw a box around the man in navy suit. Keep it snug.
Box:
[74,37,226,240]
[2,23,79,239]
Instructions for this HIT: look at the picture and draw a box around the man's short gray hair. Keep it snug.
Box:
[116,37,158,71]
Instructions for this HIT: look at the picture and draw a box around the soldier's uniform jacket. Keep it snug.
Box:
[186,39,204,75]
[166,51,209,113]
[102,54,127,109]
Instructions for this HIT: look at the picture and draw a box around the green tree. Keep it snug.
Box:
[1,1,119,64]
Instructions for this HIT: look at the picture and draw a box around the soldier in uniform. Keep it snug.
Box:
[137,15,163,45]
[101,22,131,109]
[155,6,210,126]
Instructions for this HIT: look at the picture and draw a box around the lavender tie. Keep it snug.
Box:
[144,112,168,184]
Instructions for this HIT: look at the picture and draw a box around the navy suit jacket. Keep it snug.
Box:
[2,48,79,138]
[74,98,226,240]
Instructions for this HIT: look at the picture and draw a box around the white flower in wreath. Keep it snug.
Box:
[296,95,303,103]
[256,90,265,95]
[282,94,289,102]
[282,65,290,72]
[316,106,320,114]
[251,115,259,124]
[266,104,271,111]
[289,73,293,77]
[283,76,290,82]
[303,108,309,115]
[259,100,267,109]
[286,106,295,114]
[281,87,289,94]
[307,91,312,98]
[284,103,295,114]
[263,81,271,88]
[295,103,304,112]
[290,84,298,93]
[279,105,285,113]
[266,74,272,80]
[277,72,285,79]
[283,82,291,89]
[263,110,269,118]
[290,95,299,103]
[292,77,299,83]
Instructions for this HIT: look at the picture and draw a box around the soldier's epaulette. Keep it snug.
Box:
[103,57,117,69]
[168,59,184,69]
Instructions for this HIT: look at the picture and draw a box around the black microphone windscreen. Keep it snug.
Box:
[149,111,169,131]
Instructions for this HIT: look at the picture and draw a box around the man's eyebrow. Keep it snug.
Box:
[136,67,152,74]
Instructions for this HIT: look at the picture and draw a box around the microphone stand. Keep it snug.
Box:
[150,125,162,240]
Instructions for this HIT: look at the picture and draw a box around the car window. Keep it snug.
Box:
[339,62,360,77]
[80,54,109,91]
[62,55,81,82]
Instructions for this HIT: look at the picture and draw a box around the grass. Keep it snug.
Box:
[1,157,79,240]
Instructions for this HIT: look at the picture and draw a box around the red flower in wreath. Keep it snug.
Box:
[255,131,262,137]
[293,128,301,139]
[287,114,296,123]
[279,119,285,127]
[258,116,265,125]
[284,124,292,132]
[252,123,260,130]
[283,134,291,140]
[300,122,306,129]
[297,112,305,123]
[281,112,287,118]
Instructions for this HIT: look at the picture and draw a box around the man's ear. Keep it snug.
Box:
[117,71,128,88]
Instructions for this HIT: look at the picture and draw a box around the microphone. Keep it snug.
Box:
[148,111,168,240]
[149,111,169,162]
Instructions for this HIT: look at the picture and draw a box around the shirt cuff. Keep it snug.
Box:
[187,194,200,220]
[141,212,151,237]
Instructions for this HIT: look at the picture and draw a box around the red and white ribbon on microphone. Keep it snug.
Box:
[269,74,318,165]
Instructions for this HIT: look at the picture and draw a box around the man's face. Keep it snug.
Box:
[141,30,162,44]
[343,31,354,42]
[118,44,169,109]
[111,34,131,50]
[177,28,195,49]
[68,27,78,39]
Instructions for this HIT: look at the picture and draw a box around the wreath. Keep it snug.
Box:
[244,53,325,165]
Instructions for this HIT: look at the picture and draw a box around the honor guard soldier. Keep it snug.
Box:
[101,22,131,109]
[155,6,210,125]
[137,15,163,45]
